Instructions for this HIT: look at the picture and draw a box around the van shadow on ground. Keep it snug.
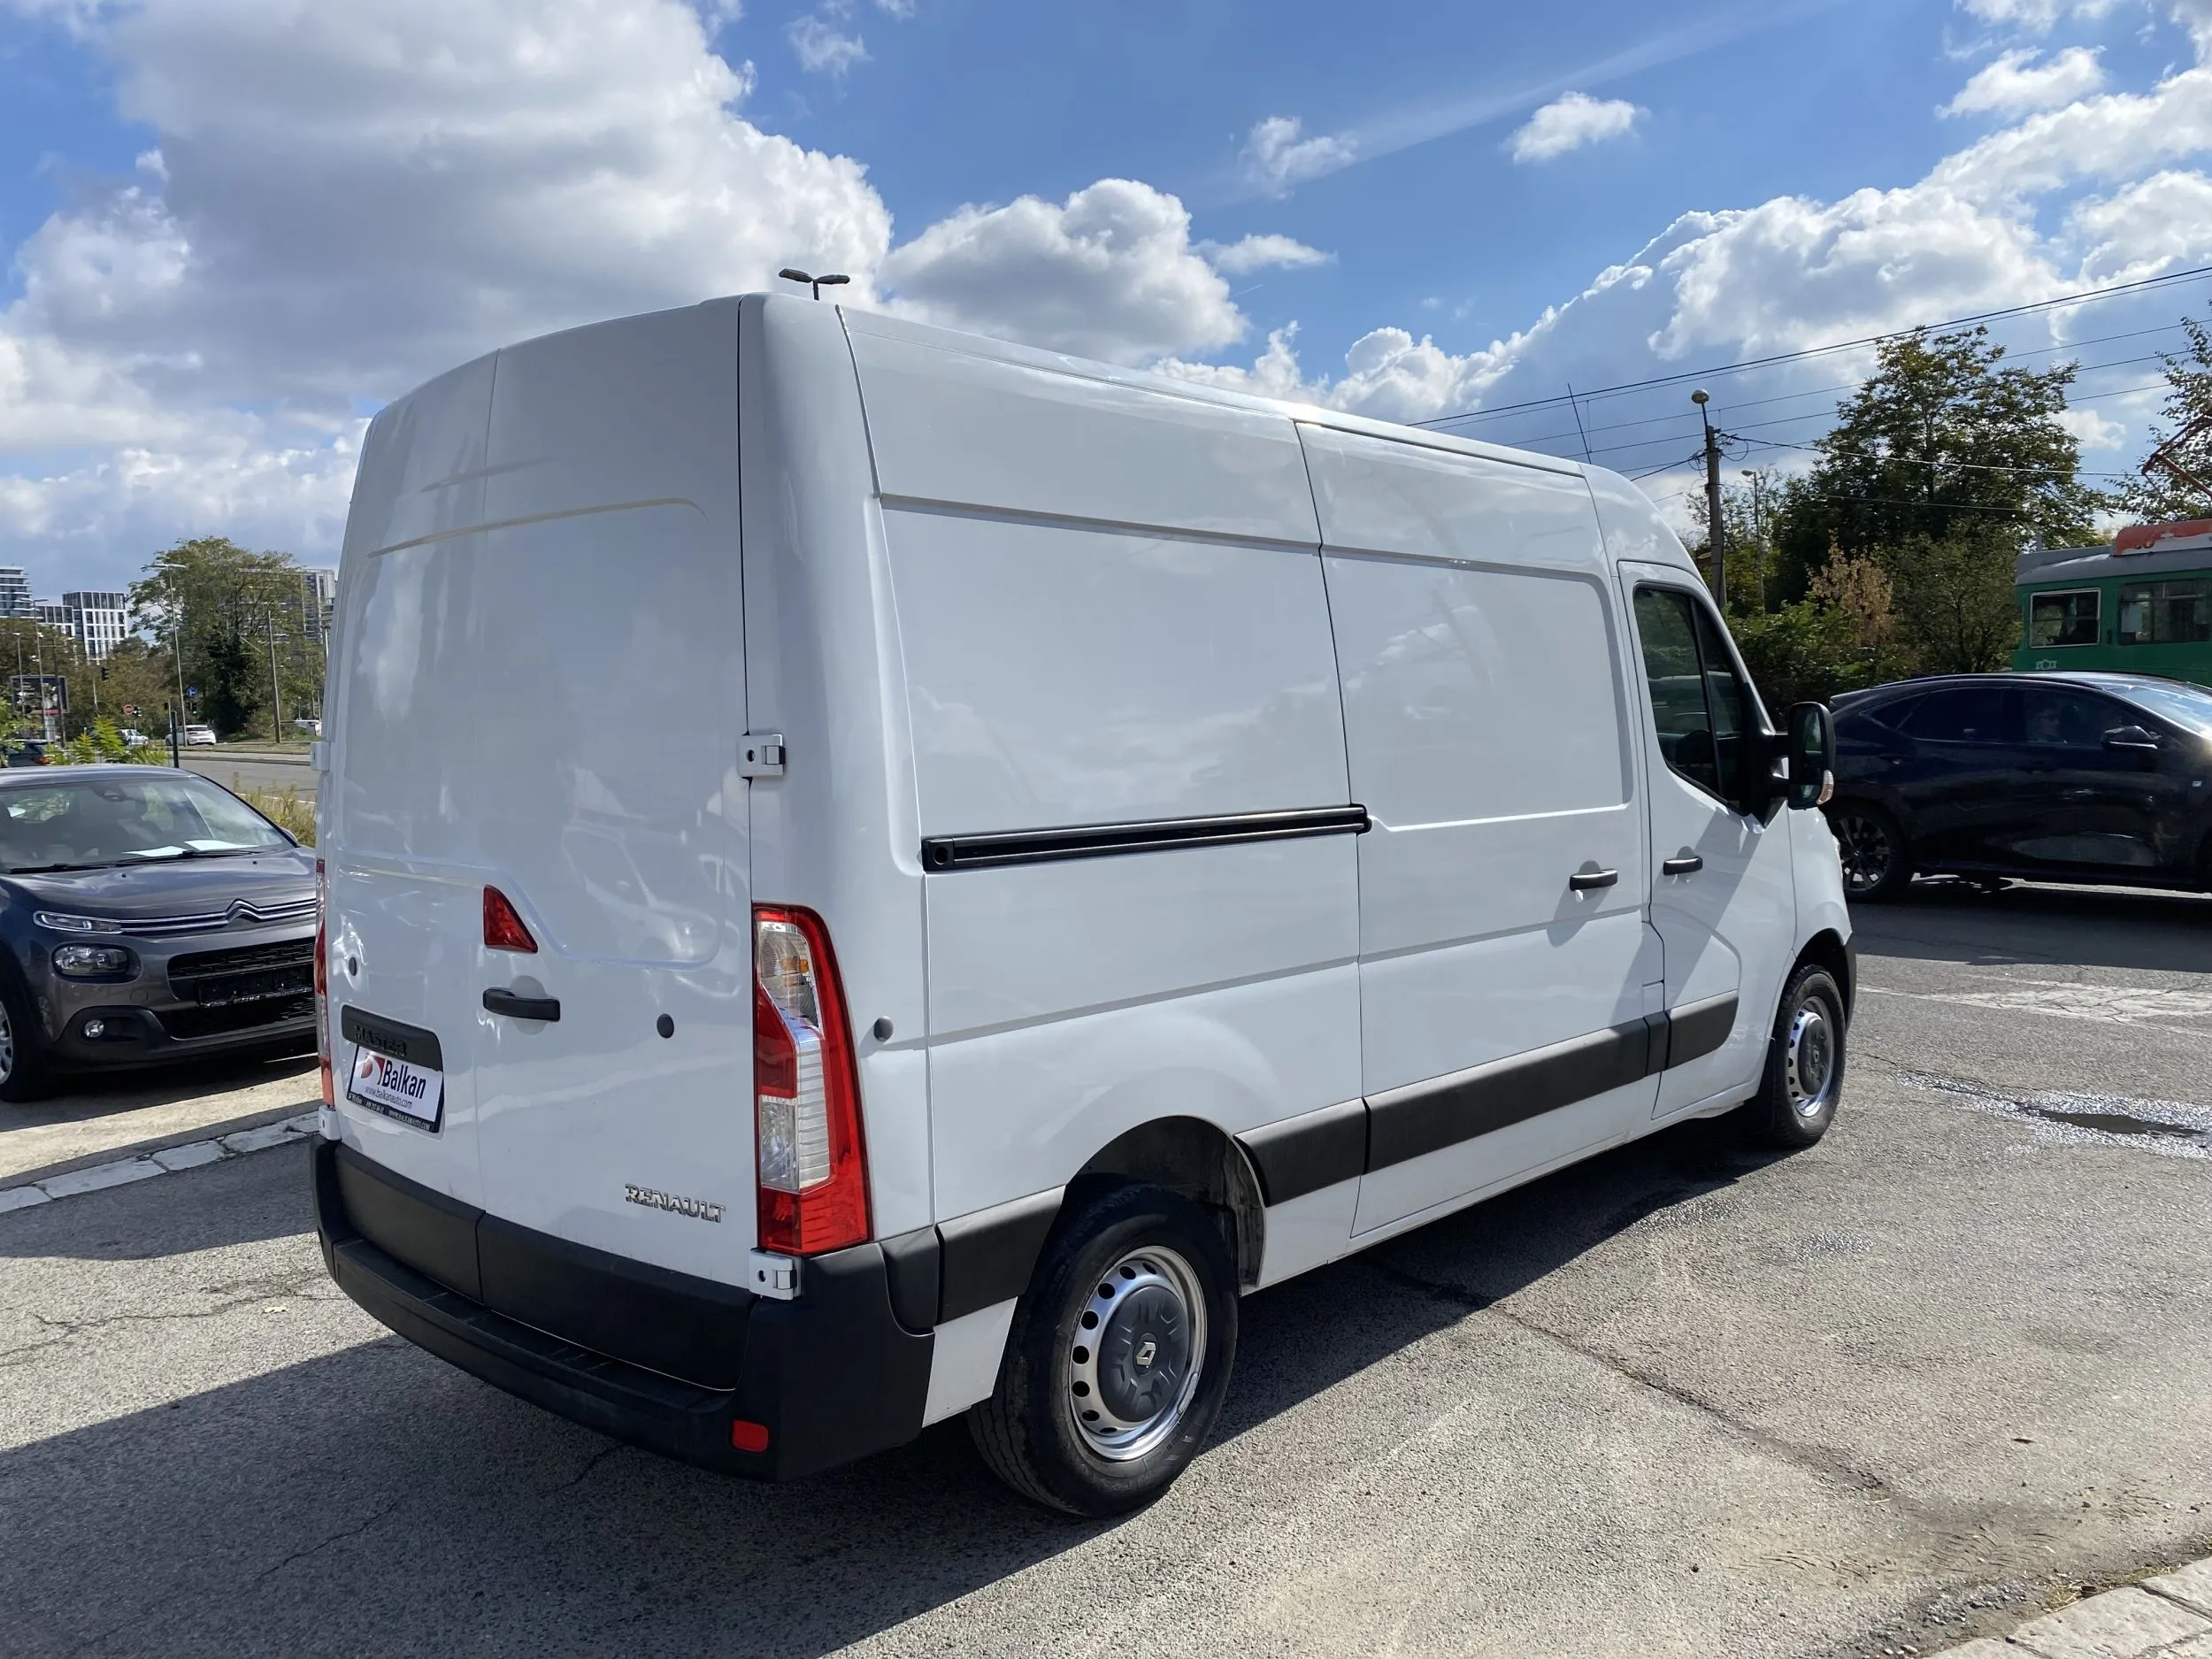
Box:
[0,1117,1782,1658]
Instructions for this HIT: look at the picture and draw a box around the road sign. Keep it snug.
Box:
[124,703,138,717]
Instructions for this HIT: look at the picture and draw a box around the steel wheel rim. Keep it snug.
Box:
[1833,813,1893,895]
[1066,1245,1208,1463]
[1786,1000,1838,1117]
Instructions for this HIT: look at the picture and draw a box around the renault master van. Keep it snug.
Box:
[313,293,1851,1516]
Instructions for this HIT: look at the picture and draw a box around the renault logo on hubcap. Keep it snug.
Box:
[1134,1338,1157,1370]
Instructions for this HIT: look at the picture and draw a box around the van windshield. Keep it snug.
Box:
[0,774,291,872]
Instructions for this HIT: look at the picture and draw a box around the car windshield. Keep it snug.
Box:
[2116,681,2212,738]
[0,774,291,872]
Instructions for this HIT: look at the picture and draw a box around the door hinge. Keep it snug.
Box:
[747,1248,801,1300]
[739,733,786,780]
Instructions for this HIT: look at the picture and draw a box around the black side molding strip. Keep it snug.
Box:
[935,1188,1065,1325]
[1237,992,1746,1193]
[1367,1018,1660,1172]
[921,804,1370,872]
[1238,1098,1368,1205]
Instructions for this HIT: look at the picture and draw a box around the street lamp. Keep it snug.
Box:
[778,268,851,301]
[1740,467,1768,613]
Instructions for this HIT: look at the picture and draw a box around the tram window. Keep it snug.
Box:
[2117,580,2212,645]
[2028,589,2101,648]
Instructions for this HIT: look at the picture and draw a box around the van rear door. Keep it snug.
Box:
[327,305,753,1281]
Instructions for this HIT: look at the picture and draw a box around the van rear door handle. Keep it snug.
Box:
[1568,868,1620,892]
[483,987,560,1022]
[1663,856,1704,876]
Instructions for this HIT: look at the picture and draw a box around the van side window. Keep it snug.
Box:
[1634,586,1756,806]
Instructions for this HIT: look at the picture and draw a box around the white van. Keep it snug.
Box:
[313,294,1851,1516]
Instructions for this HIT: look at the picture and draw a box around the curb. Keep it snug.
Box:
[1931,1556,2212,1657]
[2,1099,318,1192]
[0,1113,320,1215]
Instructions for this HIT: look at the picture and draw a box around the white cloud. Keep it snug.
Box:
[879,179,1254,364]
[1239,115,1356,196]
[1509,92,1642,163]
[1943,47,2106,116]
[1199,234,1333,276]
[2066,167,2212,280]
[1958,0,2117,33]
[787,12,867,75]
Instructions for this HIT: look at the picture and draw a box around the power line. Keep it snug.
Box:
[1414,262,2212,431]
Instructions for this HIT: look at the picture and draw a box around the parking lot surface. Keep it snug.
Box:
[2,881,2208,1658]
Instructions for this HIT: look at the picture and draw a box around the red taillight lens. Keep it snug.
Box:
[483,887,538,953]
[730,1418,771,1454]
[753,904,869,1256]
[315,858,333,1108]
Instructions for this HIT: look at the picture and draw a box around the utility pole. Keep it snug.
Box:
[1693,388,1727,611]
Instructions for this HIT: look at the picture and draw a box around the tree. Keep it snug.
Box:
[129,537,313,741]
[1770,325,2103,599]
[2117,316,2212,524]
[1727,548,1909,708]
[1886,528,2023,674]
[0,617,88,740]
[1683,472,1779,613]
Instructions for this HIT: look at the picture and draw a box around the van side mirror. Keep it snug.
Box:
[1785,702,1835,810]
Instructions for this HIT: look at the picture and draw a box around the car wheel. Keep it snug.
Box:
[969,1180,1238,1517]
[1745,963,1847,1150]
[1828,803,1910,902]
[0,967,51,1103]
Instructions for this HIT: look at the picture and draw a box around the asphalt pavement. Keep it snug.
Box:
[2,879,2208,1658]
[176,745,317,801]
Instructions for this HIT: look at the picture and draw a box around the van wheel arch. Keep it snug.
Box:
[1067,1117,1266,1291]
[1794,928,1853,1018]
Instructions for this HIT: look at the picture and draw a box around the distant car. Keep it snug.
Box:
[0,765,317,1100]
[182,725,218,746]
[5,741,52,769]
[1824,672,2212,900]
[119,729,149,748]
[294,718,322,736]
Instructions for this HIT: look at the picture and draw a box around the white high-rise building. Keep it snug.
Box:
[0,568,30,618]
[62,592,130,661]
[302,568,337,641]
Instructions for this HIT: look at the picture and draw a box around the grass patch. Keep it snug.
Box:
[236,782,315,846]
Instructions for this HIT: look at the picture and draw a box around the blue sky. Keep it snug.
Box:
[4,0,2211,593]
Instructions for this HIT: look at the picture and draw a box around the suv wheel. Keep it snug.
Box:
[1829,803,1909,902]
[969,1181,1238,1517]
[1747,963,1847,1149]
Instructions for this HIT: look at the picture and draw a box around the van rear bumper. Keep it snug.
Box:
[313,1140,934,1480]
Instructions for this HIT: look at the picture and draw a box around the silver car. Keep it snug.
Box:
[0,766,317,1101]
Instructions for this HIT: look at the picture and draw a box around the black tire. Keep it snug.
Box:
[1746,963,1847,1149]
[1827,802,1910,902]
[969,1181,1238,1517]
[0,962,50,1103]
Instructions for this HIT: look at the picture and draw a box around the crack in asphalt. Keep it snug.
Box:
[1357,1256,1905,1506]
[0,1279,339,1361]
[250,1495,411,1587]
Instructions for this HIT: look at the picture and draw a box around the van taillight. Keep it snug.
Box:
[315,859,333,1108]
[483,887,538,953]
[752,905,869,1256]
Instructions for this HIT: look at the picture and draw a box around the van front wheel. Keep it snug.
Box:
[1746,963,1847,1150]
[968,1181,1238,1517]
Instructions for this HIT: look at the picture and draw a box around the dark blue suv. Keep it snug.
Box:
[1823,672,2212,900]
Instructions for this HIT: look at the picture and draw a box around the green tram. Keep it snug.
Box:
[2014,519,2212,689]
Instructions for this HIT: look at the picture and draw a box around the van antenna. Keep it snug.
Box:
[778,268,852,302]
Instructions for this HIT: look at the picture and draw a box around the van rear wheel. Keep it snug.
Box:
[968,1181,1237,1517]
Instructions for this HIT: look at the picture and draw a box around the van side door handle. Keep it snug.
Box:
[483,987,561,1022]
[1568,868,1620,892]
[1663,855,1704,876]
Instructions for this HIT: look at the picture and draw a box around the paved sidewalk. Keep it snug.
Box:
[0,1110,319,1214]
[0,1056,319,1189]
[1932,1557,2212,1657]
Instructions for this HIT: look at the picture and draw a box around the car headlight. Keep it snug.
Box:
[53,944,134,978]
[35,911,122,934]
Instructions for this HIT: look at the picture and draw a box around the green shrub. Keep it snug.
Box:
[236,782,316,845]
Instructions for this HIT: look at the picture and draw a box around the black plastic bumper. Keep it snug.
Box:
[313,1140,934,1480]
